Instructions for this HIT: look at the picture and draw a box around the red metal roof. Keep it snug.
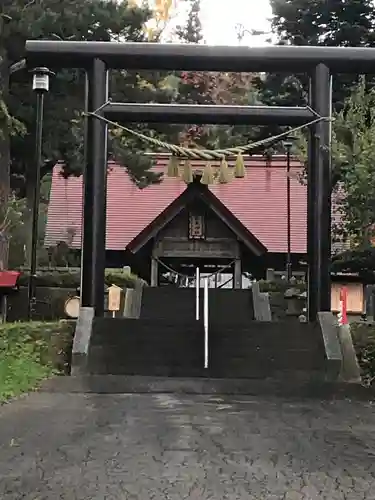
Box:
[46,156,308,254]
[0,271,20,288]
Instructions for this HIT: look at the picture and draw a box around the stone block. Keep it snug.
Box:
[318,311,342,380]
[71,306,94,375]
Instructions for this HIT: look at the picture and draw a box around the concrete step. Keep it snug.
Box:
[209,335,321,349]
[88,345,204,367]
[87,364,207,377]
[90,317,204,344]
[87,349,325,377]
[40,375,373,400]
[88,316,327,378]
[141,287,254,321]
[209,355,325,374]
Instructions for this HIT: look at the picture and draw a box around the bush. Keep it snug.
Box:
[0,320,75,402]
[258,280,306,293]
[7,287,77,322]
[331,247,375,282]
[17,268,144,288]
[350,322,375,386]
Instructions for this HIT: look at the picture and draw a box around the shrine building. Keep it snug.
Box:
[45,154,311,287]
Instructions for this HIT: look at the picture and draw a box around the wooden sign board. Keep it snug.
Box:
[108,284,122,311]
[331,282,363,314]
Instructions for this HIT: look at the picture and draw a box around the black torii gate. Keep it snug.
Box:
[25,42,373,320]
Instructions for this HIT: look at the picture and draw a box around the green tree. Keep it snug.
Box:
[256,0,375,110]
[130,0,180,40]
[1,0,183,266]
[331,79,375,245]
[292,79,375,246]
[5,0,164,196]
[173,0,262,149]
[174,0,210,145]
[271,0,375,47]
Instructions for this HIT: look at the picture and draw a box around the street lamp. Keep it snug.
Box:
[284,139,293,282]
[27,67,54,321]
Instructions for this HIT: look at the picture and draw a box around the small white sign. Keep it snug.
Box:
[108,284,122,311]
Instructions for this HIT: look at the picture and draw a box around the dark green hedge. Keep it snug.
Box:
[331,248,375,282]
[17,268,144,289]
[258,280,306,293]
[7,287,77,322]
[351,323,375,387]
[8,268,145,322]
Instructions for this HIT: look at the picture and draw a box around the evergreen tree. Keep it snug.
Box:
[175,0,203,44]
[174,0,211,144]
[0,0,179,266]
[331,79,375,245]
[3,0,168,200]
[174,0,262,149]
[255,0,375,110]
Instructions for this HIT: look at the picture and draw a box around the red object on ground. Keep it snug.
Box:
[0,270,21,288]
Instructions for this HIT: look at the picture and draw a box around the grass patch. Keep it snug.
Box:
[0,321,75,403]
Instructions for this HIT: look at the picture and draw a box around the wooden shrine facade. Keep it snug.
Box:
[126,175,267,288]
[45,159,308,288]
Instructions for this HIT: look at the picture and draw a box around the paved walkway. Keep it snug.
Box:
[0,392,375,499]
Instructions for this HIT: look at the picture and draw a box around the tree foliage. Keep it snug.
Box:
[174,0,262,149]
[0,0,187,267]
[256,0,375,110]
[130,0,180,39]
[271,0,375,46]
[292,78,375,247]
[331,79,375,245]
[331,247,375,280]
[4,0,173,199]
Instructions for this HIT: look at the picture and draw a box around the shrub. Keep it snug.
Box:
[258,280,306,293]
[7,268,146,322]
[17,268,144,288]
[0,320,75,402]
[350,322,375,386]
[7,287,77,322]
[331,247,375,282]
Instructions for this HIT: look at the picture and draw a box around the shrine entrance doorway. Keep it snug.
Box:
[125,175,266,290]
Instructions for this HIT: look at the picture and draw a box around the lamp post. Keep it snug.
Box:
[27,67,53,321]
[284,140,293,282]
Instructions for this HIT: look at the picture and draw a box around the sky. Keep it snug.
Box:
[161,0,273,46]
[201,0,272,46]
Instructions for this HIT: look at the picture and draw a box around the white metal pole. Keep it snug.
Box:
[195,267,200,320]
[204,277,209,369]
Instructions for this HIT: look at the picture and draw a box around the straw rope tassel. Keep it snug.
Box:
[167,155,179,177]
[182,159,193,184]
[234,153,245,178]
[88,108,329,167]
[201,162,214,185]
[218,157,230,184]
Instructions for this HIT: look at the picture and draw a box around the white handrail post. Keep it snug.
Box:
[195,267,200,320]
[204,277,209,369]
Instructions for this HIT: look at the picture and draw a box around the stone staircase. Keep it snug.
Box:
[88,318,204,376]
[140,287,254,322]
[86,287,330,380]
[208,320,326,379]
